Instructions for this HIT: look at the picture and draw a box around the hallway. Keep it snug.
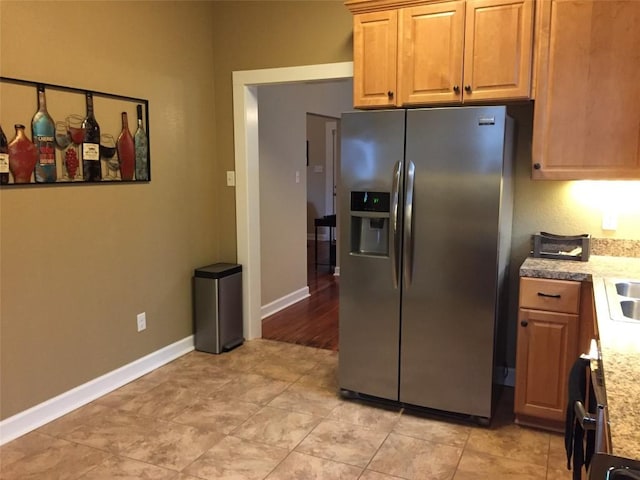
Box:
[262,240,338,350]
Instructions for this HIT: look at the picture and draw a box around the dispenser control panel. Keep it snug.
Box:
[351,191,390,213]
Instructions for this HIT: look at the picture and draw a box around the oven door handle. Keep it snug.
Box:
[608,469,640,480]
[575,401,597,430]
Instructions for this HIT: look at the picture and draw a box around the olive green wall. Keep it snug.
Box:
[210,1,353,260]
[0,1,220,419]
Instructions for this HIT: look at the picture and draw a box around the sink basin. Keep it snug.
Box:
[615,281,640,299]
[621,299,640,321]
[605,278,640,323]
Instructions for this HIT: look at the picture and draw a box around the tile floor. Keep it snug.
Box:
[0,339,578,479]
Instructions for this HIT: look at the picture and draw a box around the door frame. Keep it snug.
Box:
[325,120,338,217]
[232,62,353,340]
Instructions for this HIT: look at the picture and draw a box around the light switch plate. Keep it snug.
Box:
[226,171,235,187]
[602,211,617,231]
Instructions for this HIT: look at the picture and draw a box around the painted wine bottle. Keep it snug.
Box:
[0,125,9,184]
[117,112,134,181]
[82,92,101,182]
[134,105,148,181]
[32,84,57,183]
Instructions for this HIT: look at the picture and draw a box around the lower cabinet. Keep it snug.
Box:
[514,277,580,430]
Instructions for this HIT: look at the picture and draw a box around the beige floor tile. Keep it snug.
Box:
[252,357,318,383]
[233,405,321,450]
[182,435,288,480]
[547,434,575,480]
[61,409,158,454]
[369,432,462,480]
[37,403,112,438]
[548,433,568,467]
[119,419,224,471]
[1,342,567,480]
[117,380,201,419]
[75,455,178,479]
[171,397,261,433]
[93,376,162,409]
[209,372,291,405]
[328,401,401,433]
[268,382,342,417]
[465,423,550,466]
[453,449,546,480]
[296,419,388,467]
[0,435,110,480]
[56,407,223,470]
[296,361,339,390]
[0,432,70,468]
[547,467,574,480]
[265,451,362,479]
[359,470,408,480]
[393,412,471,448]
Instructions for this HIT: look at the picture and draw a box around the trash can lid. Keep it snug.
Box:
[194,263,242,279]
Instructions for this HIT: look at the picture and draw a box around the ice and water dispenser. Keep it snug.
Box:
[350,191,390,256]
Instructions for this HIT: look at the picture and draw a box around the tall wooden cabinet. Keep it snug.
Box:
[515,277,580,430]
[353,10,399,108]
[532,0,640,179]
[348,0,534,108]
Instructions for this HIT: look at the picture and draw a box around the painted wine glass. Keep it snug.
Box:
[55,120,76,181]
[100,134,118,180]
[65,114,84,181]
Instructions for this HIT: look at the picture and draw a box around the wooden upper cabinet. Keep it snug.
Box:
[349,0,534,108]
[463,0,534,102]
[353,10,399,108]
[532,0,640,179]
[398,2,465,105]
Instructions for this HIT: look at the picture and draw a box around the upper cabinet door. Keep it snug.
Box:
[463,0,534,102]
[398,1,465,106]
[532,0,640,179]
[353,10,399,108]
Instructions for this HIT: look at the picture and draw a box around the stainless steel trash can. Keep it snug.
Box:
[194,263,244,354]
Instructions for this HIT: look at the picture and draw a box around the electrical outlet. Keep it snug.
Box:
[137,312,146,332]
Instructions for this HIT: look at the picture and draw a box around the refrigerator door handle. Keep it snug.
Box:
[391,160,402,289]
[403,161,415,288]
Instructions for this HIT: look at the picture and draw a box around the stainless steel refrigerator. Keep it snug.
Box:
[338,106,514,422]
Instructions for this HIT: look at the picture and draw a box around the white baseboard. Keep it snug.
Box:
[261,287,310,319]
[0,335,194,446]
[493,366,515,387]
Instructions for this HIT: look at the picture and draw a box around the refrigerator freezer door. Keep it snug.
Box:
[399,106,507,418]
[339,109,405,401]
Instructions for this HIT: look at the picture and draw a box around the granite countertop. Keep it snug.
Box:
[520,255,640,460]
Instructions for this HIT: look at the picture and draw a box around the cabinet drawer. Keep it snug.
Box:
[519,277,580,314]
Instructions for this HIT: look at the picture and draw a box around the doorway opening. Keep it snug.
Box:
[261,112,341,350]
[232,62,353,345]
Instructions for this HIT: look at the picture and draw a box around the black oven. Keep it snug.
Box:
[589,454,640,480]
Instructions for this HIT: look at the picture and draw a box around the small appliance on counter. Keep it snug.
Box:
[533,232,591,262]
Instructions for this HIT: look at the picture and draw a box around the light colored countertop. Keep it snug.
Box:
[520,255,640,460]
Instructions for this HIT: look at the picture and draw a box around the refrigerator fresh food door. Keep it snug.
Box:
[399,106,507,418]
[339,109,405,401]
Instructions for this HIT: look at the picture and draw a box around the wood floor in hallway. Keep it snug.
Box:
[262,240,338,351]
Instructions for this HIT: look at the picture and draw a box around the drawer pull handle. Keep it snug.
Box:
[538,292,561,299]
[520,320,528,327]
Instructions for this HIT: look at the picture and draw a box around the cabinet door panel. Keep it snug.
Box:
[353,11,398,108]
[463,0,533,101]
[398,1,465,105]
[515,308,578,423]
[532,0,640,179]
